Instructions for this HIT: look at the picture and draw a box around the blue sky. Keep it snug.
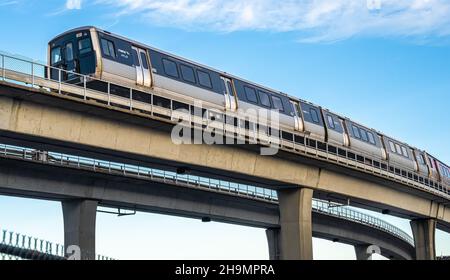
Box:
[0,0,449,259]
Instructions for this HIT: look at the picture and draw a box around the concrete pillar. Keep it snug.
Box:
[410,218,436,260]
[354,244,381,260]
[62,199,98,260]
[265,228,281,260]
[355,245,370,260]
[277,187,313,260]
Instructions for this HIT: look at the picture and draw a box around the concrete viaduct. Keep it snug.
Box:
[0,148,415,260]
[0,76,449,260]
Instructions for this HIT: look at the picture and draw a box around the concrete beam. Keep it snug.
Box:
[410,219,436,260]
[313,212,414,260]
[62,199,98,260]
[278,188,314,260]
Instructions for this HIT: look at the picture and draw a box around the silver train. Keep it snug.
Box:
[47,26,450,187]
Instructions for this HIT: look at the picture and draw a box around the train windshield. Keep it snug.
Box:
[51,47,62,65]
[48,29,96,81]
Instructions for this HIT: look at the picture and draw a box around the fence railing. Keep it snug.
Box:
[0,228,113,260]
[312,200,414,245]
[0,144,414,246]
[0,53,448,201]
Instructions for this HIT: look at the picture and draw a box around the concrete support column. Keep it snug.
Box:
[410,218,436,260]
[355,245,370,260]
[266,228,281,260]
[354,244,381,260]
[62,199,98,260]
[277,187,313,260]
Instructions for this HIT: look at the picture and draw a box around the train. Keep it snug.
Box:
[47,26,450,188]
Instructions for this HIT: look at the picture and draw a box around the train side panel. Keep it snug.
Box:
[299,102,325,142]
[345,120,384,160]
[383,136,416,171]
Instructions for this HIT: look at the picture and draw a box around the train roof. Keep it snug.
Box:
[50,26,446,164]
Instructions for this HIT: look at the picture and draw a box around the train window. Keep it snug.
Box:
[258,91,271,107]
[418,154,425,164]
[65,43,74,62]
[367,132,376,145]
[163,58,179,78]
[78,38,92,55]
[352,125,361,139]
[132,49,140,67]
[226,81,234,97]
[310,109,319,123]
[401,146,409,158]
[272,96,284,111]
[327,115,335,129]
[140,53,149,69]
[360,128,368,142]
[293,102,301,117]
[101,38,116,58]
[395,143,401,154]
[51,47,61,64]
[197,70,212,88]
[244,86,258,103]
[180,64,196,84]
[389,141,396,152]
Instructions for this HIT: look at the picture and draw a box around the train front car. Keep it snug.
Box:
[47,27,98,83]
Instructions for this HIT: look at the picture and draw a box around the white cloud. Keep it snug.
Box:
[0,1,19,7]
[97,0,450,43]
[66,0,82,10]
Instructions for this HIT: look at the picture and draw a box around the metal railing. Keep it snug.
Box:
[0,53,448,201]
[1,253,21,260]
[313,200,414,245]
[0,144,414,246]
[0,228,113,260]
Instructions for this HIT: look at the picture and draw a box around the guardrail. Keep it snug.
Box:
[0,228,113,260]
[0,53,448,201]
[0,144,414,246]
[312,200,414,245]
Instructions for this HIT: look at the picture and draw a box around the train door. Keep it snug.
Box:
[221,77,237,111]
[289,100,303,131]
[50,45,64,81]
[340,118,351,147]
[63,40,77,81]
[132,46,151,87]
